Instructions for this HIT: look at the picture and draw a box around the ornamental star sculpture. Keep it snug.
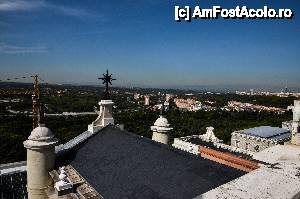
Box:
[98,70,116,100]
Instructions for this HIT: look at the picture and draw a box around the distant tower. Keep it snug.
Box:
[291,100,300,145]
[284,81,289,93]
[88,70,116,133]
[250,89,254,96]
[144,95,150,106]
[24,125,58,199]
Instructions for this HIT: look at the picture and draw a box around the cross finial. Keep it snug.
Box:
[98,69,116,100]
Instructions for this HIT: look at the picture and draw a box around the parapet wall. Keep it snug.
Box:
[172,137,199,155]
[173,135,254,156]
[172,135,257,172]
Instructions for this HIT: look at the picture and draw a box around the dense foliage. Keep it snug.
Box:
[189,93,296,108]
[0,115,95,164]
[115,108,292,144]
[0,84,296,164]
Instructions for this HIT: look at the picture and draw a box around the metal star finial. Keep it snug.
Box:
[98,69,116,100]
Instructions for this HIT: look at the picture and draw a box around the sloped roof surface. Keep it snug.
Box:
[241,126,289,138]
[59,126,245,199]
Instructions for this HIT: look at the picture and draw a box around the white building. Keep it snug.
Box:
[165,94,173,102]
[144,95,150,106]
[133,93,140,100]
[231,126,291,152]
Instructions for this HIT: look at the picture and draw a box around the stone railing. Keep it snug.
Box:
[172,138,199,155]
[0,161,26,175]
[172,135,254,157]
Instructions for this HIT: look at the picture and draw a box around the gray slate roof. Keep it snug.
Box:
[58,126,245,199]
[241,126,290,138]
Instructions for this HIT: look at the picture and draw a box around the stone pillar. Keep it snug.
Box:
[151,115,173,145]
[99,100,114,126]
[291,100,300,145]
[152,132,169,144]
[88,100,114,133]
[24,125,58,199]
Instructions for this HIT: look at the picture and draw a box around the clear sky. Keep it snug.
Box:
[0,0,299,90]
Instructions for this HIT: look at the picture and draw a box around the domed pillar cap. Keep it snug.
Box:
[24,124,58,149]
[151,115,173,133]
[154,115,171,127]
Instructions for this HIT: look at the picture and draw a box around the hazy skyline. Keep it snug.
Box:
[0,0,300,90]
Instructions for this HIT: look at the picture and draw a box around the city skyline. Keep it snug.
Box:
[0,0,300,90]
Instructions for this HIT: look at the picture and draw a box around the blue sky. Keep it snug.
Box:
[0,0,299,90]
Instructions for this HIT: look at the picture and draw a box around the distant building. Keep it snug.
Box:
[133,93,140,100]
[224,101,286,114]
[165,94,173,102]
[231,126,291,152]
[174,98,215,112]
[174,98,197,111]
[164,101,169,111]
[152,101,169,112]
[144,95,150,106]
[250,89,254,96]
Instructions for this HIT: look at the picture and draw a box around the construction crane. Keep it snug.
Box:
[31,75,47,129]
[1,75,46,129]
[31,75,41,129]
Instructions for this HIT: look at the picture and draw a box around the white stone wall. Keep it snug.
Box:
[291,100,300,145]
[293,100,300,122]
[230,132,290,153]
